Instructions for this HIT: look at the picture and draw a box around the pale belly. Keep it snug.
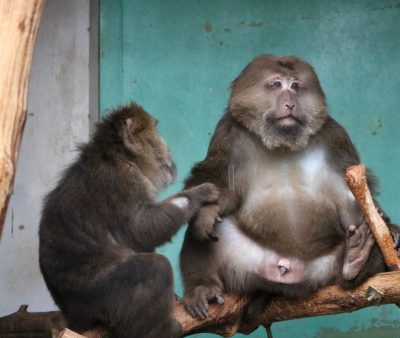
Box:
[215,217,340,285]
[217,146,361,286]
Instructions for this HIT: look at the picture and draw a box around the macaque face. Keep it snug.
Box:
[144,122,177,185]
[123,110,177,189]
[264,74,308,128]
[229,55,328,150]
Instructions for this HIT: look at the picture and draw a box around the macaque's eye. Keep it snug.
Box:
[291,82,300,91]
[272,81,282,88]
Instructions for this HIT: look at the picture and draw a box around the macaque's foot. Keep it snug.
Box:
[184,285,224,320]
[343,219,375,280]
[390,228,400,256]
[190,204,221,241]
[245,292,271,320]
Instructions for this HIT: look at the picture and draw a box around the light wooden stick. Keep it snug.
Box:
[59,329,87,338]
[345,164,400,270]
[0,0,45,238]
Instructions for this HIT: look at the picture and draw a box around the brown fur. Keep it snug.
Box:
[180,55,399,320]
[39,102,219,338]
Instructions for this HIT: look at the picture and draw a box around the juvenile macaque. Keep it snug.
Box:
[180,54,400,319]
[39,103,219,338]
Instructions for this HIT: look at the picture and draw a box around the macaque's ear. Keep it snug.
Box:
[125,116,148,135]
[121,118,143,154]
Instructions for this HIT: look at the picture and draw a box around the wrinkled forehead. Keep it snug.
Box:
[259,57,316,81]
[232,56,319,90]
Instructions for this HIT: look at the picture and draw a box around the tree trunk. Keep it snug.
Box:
[0,0,45,239]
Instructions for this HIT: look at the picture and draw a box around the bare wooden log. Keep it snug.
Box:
[242,271,400,333]
[7,272,397,338]
[344,164,400,270]
[0,0,45,238]
[0,305,65,338]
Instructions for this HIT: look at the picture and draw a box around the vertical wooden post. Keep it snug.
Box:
[345,164,400,270]
[0,0,45,239]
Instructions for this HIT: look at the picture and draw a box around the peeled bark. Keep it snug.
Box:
[0,0,45,239]
[345,164,400,270]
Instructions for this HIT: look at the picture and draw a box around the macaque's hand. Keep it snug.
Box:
[181,183,219,206]
[343,219,375,280]
[390,224,400,256]
[190,204,221,241]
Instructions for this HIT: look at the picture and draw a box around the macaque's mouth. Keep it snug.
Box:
[275,114,301,125]
[162,163,177,177]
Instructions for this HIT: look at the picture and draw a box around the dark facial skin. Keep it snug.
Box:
[39,103,219,338]
[180,54,400,320]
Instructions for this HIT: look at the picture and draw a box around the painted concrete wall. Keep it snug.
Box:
[0,0,96,316]
[99,1,400,337]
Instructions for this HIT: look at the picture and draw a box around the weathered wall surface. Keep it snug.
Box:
[0,0,96,315]
[99,1,400,337]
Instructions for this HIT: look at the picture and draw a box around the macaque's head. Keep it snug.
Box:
[229,55,327,150]
[98,103,176,190]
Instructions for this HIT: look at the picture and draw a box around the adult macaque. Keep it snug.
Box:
[39,103,219,338]
[180,54,400,319]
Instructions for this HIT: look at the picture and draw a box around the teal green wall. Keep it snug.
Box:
[99,1,400,337]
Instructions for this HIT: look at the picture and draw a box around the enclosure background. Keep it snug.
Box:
[99,1,400,337]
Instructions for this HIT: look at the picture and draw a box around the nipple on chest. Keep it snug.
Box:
[278,258,291,275]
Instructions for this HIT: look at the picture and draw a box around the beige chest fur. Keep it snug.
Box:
[241,146,353,216]
[215,143,362,285]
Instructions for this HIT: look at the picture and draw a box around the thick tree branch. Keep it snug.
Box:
[0,0,45,239]
[241,271,400,334]
[2,272,399,338]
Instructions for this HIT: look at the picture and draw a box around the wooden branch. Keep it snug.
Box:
[244,271,400,333]
[345,164,400,270]
[0,272,393,338]
[0,305,65,338]
[0,0,45,239]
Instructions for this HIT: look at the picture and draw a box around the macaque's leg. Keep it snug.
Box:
[100,254,181,338]
[389,224,400,256]
[245,291,272,318]
[342,219,375,280]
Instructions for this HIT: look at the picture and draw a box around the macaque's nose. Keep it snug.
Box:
[285,104,295,111]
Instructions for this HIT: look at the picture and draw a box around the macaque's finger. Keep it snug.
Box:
[392,231,400,249]
[208,230,219,242]
[216,294,225,305]
[347,224,356,238]
[196,301,209,319]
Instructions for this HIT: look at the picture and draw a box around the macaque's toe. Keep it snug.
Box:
[184,286,224,320]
